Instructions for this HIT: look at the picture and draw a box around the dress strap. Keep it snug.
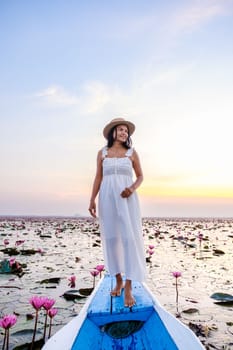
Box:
[102,146,108,159]
[125,147,134,157]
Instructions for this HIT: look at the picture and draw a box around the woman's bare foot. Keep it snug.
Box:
[110,283,124,296]
[124,279,136,307]
[110,274,124,297]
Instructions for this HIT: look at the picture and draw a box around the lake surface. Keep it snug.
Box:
[0,216,233,349]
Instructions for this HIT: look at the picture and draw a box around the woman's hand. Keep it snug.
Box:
[121,187,133,198]
[89,201,97,218]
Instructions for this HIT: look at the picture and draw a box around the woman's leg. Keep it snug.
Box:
[124,279,136,307]
[111,273,124,296]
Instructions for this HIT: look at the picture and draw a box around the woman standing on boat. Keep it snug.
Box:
[89,117,146,307]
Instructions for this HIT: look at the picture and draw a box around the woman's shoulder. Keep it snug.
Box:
[128,148,141,163]
[97,146,108,159]
[125,147,136,157]
[97,146,107,153]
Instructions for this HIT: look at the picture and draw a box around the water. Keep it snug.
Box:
[0,217,233,349]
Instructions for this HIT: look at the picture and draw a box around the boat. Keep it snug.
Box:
[43,274,205,349]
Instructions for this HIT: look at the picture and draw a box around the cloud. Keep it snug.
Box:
[34,81,123,114]
[35,85,79,106]
[172,0,232,34]
[91,1,232,41]
[81,81,121,114]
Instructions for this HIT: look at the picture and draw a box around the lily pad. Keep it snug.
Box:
[1,247,20,256]
[213,249,225,256]
[63,289,87,300]
[0,259,11,273]
[182,308,199,314]
[40,234,52,238]
[79,287,93,296]
[186,243,196,248]
[20,249,38,255]
[210,292,233,304]
[13,338,44,350]
[40,277,61,284]
[188,322,210,337]
[0,259,24,275]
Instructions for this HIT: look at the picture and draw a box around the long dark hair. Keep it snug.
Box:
[107,125,132,149]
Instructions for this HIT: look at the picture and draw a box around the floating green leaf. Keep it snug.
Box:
[210,292,233,304]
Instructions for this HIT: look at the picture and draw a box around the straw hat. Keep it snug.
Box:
[103,118,135,139]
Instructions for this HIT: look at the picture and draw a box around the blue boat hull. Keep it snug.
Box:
[43,275,204,350]
[72,275,179,349]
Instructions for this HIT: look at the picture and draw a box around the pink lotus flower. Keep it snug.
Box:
[0,314,17,350]
[43,298,55,311]
[172,271,182,278]
[95,264,105,273]
[197,232,203,241]
[68,275,76,288]
[9,258,16,267]
[48,308,58,338]
[15,239,25,246]
[90,269,100,288]
[37,248,44,254]
[3,239,9,247]
[90,269,100,277]
[29,296,46,310]
[0,314,17,329]
[42,298,56,340]
[146,245,155,264]
[95,264,105,277]
[29,295,46,347]
[172,271,182,315]
[48,308,58,318]
[15,261,21,271]
[197,232,204,252]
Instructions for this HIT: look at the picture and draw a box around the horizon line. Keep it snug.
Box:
[0,214,232,220]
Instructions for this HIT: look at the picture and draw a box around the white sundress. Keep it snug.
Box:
[98,146,146,282]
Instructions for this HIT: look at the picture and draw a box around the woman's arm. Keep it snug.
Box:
[121,149,144,198]
[89,150,103,218]
[130,149,144,191]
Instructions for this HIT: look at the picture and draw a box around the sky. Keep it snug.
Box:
[0,0,233,218]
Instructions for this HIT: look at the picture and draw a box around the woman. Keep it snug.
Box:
[89,117,146,307]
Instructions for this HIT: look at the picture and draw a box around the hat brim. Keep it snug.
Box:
[103,120,135,139]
